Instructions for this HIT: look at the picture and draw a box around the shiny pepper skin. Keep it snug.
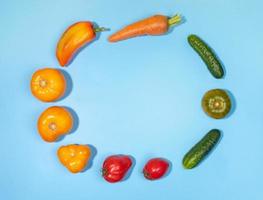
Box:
[38,106,73,142]
[143,158,170,180]
[31,68,66,102]
[56,21,108,66]
[57,144,91,173]
[102,155,132,183]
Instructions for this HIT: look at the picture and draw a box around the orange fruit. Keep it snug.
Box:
[31,68,66,102]
[57,144,91,173]
[37,106,73,142]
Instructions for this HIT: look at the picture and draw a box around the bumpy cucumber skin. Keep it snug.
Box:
[183,129,221,169]
[188,34,224,79]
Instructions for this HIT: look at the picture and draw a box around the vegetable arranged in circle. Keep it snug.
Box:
[57,144,91,173]
[102,155,132,183]
[31,68,66,102]
[108,14,181,42]
[56,21,108,66]
[38,106,73,142]
[143,158,170,180]
[183,129,221,169]
[202,89,231,119]
[31,12,235,178]
[188,34,224,79]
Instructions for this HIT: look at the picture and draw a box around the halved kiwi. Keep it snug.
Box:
[202,89,231,119]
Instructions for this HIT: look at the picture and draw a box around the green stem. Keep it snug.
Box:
[168,14,182,27]
[94,27,110,32]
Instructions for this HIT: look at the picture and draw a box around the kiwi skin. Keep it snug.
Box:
[202,89,231,119]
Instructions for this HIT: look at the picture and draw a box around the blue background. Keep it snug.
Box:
[1,0,263,199]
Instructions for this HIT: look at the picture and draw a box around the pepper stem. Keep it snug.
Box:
[94,27,110,33]
[168,14,182,27]
[102,168,108,176]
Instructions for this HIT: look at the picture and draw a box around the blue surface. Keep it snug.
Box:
[1,0,263,199]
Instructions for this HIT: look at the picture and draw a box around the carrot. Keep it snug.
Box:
[108,14,181,42]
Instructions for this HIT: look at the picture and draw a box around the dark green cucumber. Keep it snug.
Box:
[183,129,221,169]
[188,34,224,79]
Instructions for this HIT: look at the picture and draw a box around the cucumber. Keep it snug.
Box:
[183,129,221,169]
[188,34,224,79]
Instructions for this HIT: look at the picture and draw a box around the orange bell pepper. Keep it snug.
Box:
[56,21,108,66]
[37,106,73,142]
[31,68,66,102]
[57,144,91,173]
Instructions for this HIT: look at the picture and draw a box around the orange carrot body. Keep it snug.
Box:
[108,14,181,42]
[56,22,108,66]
